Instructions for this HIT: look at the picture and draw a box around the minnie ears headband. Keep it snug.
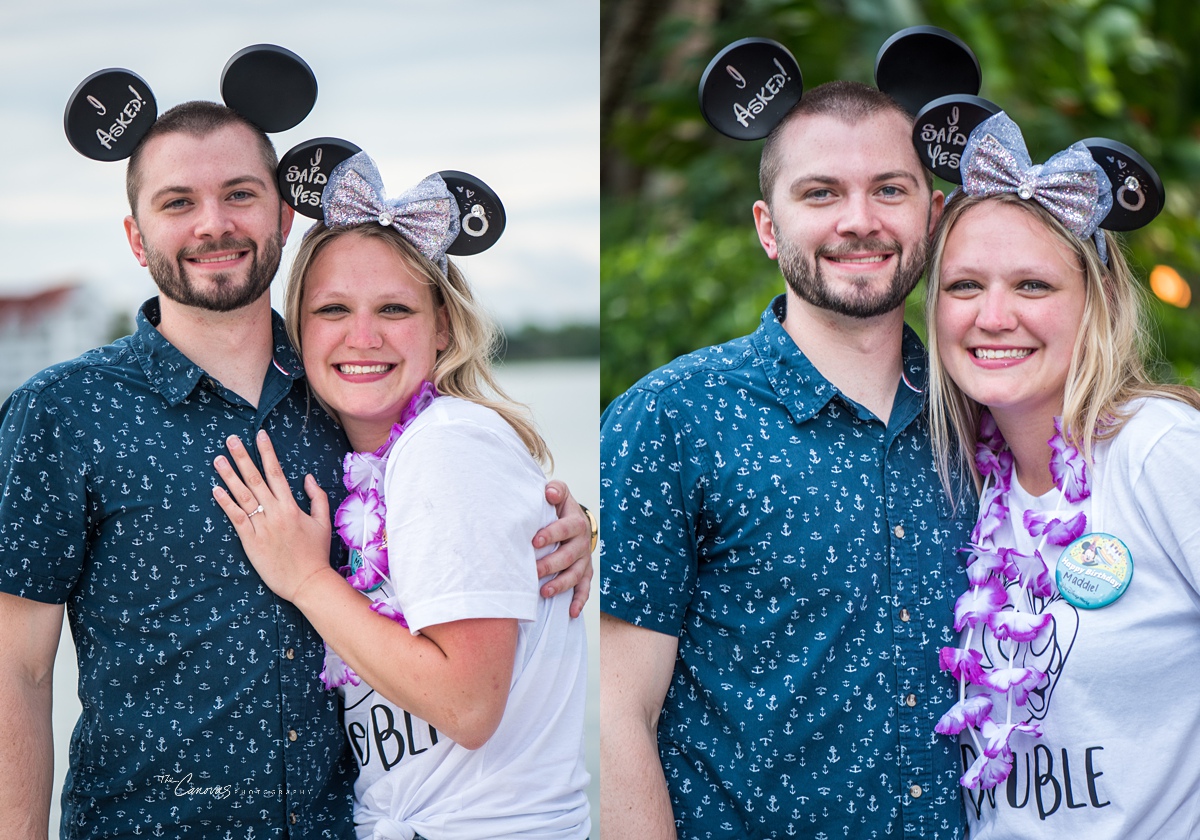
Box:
[913,97,1163,239]
[275,137,505,260]
[698,27,1163,243]
[64,45,505,261]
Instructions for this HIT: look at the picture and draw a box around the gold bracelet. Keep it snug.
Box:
[580,504,599,554]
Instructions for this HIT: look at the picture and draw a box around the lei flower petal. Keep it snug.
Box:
[939,646,985,683]
[992,450,1014,491]
[953,578,1008,632]
[319,643,361,690]
[961,749,1014,789]
[1001,548,1054,598]
[344,539,389,592]
[975,442,1002,478]
[981,667,1046,705]
[1023,509,1087,546]
[987,609,1053,643]
[935,694,994,735]
[370,600,410,628]
[342,451,386,492]
[1049,421,1090,502]
[979,410,1004,451]
[971,487,1010,543]
[963,543,1009,586]
[403,381,439,421]
[981,719,1043,758]
[335,488,386,549]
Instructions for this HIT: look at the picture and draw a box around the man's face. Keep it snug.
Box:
[124,123,293,313]
[754,111,942,319]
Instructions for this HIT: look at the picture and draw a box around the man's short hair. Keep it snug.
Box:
[758,80,928,206]
[125,101,279,217]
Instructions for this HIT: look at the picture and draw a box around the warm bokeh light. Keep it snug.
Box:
[1150,265,1192,309]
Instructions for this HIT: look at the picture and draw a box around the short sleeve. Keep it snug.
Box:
[382,408,547,632]
[600,385,701,637]
[0,388,90,602]
[1127,406,1200,590]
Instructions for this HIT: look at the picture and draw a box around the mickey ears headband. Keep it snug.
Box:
[276,137,506,258]
[64,44,317,161]
[912,94,1164,233]
[698,26,981,141]
[64,44,505,259]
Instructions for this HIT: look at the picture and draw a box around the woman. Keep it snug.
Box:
[212,153,590,839]
[923,118,1200,839]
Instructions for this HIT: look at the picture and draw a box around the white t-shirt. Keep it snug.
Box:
[340,396,590,840]
[963,397,1200,839]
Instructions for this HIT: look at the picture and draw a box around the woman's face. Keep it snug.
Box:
[300,233,447,451]
[935,201,1087,427]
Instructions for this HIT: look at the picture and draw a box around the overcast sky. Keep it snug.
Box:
[0,0,598,328]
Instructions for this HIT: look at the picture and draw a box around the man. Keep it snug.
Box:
[0,102,593,839]
[601,81,974,839]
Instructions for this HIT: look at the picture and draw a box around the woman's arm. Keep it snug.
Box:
[293,565,517,750]
[213,431,516,748]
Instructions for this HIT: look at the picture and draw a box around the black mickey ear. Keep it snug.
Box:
[440,171,506,256]
[912,94,1001,184]
[277,137,363,219]
[875,26,981,118]
[698,38,802,141]
[64,69,157,161]
[1080,138,1165,231]
[221,44,317,133]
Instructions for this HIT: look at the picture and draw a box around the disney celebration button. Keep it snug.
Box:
[1056,533,1133,609]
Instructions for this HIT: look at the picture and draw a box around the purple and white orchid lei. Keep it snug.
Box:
[319,380,439,690]
[936,411,1091,789]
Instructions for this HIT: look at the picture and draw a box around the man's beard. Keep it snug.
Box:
[146,232,283,313]
[778,232,928,319]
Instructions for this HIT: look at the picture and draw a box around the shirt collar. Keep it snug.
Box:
[132,297,304,407]
[753,294,929,426]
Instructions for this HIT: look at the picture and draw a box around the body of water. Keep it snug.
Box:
[49,358,601,835]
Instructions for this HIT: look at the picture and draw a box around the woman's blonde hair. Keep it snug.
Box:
[285,222,551,467]
[925,191,1200,500]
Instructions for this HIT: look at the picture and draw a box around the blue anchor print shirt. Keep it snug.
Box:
[0,299,355,838]
[601,296,974,839]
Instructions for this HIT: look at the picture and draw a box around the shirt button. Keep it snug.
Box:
[290,812,299,825]
[288,729,298,742]
[285,648,295,660]
[894,524,906,539]
[899,608,911,622]
[910,784,923,798]
[904,693,917,707]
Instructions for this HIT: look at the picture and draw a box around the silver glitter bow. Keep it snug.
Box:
[960,112,1112,261]
[322,152,460,274]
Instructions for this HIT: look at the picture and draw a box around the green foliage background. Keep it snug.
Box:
[601,0,1200,407]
